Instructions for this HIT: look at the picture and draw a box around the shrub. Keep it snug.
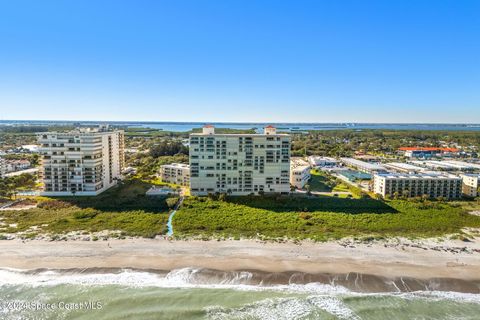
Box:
[166,197,179,209]
[73,209,98,220]
[38,200,72,210]
[173,197,480,240]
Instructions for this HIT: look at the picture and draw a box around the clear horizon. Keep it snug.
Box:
[3,119,480,125]
[1,1,479,123]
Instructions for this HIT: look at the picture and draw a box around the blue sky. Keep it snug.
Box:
[0,0,479,123]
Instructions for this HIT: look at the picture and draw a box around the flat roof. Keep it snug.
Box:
[460,173,480,178]
[442,160,480,169]
[375,172,460,180]
[37,130,122,136]
[384,162,425,171]
[161,163,190,168]
[398,147,459,152]
[291,158,310,169]
[308,156,337,161]
[340,157,386,171]
[411,160,477,170]
[291,165,311,172]
[190,133,289,137]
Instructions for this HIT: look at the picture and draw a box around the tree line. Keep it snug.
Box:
[0,174,37,199]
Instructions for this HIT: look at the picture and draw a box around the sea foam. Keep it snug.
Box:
[0,267,479,305]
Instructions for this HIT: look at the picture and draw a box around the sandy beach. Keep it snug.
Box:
[1,237,480,282]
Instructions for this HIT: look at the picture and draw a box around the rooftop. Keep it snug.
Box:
[460,173,480,178]
[290,158,310,169]
[384,162,425,171]
[161,163,190,169]
[340,157,386,171]
[190,132,289,136]
[410,160,480,170]
[375,172,460,180]
[398,147,459,152]
[37,127,123,136]
[443,160,480,169]
[308,156,337,161]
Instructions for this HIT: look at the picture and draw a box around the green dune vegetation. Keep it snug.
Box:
[0,180,172,238]
[1,177,480,241]
[174,195,480,241]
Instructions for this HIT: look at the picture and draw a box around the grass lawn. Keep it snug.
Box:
[332,183,351,192]
[174,196,480,241]
[307,170,358,198]
[0,180,171,238]
[308,170,334,192]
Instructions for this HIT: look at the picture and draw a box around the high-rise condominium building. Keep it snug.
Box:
[159,163,190,186]
[373,173,462,199]
[37,126,125,196]
[189,125,290,195]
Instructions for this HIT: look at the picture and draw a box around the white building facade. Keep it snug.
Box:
[37,127,125,196]
[373,173,462,199]
[340,157,387,174]
[189,125,290,195]
[307,156,337,167]
[5,159,31,172]
[460,174,479,198]
[290,158,311,189]
[159,163,190,186]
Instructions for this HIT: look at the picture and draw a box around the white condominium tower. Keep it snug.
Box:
[37,126,125,196]
[189,125,291,196]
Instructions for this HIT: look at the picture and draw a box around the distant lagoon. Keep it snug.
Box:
[2,120,480,132]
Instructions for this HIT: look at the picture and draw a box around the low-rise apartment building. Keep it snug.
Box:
[290,158,311,189]
[410,160,480,171]
[373,173,462,199]
[189,125,290,195]
[37,126,125,196]
[384,162,426,174]
[159,163,190,186]
[460,174,479,198]
[5,159,31,172]
[307,156,337,167]
[340,158,387,174]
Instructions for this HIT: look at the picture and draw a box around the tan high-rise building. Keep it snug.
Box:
[189,125,290,195]
[37,126,125,196]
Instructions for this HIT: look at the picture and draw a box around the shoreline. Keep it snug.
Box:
[0,237,479,287]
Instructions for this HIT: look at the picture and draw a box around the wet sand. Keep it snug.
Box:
[0,237,479,285]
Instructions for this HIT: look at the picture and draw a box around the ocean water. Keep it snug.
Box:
[2,120,480,132]
[1,268,479,320]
